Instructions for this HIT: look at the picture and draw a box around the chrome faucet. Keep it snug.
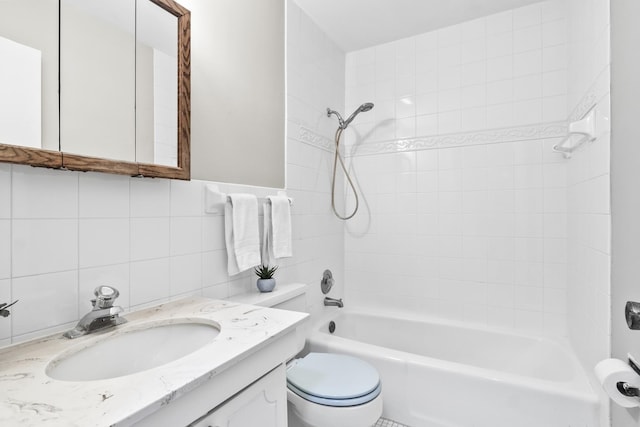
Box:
[64,286,126,339]
[324,297,344,308]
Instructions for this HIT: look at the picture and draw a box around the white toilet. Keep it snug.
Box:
[286,352,383,427]
[231,284,383,427]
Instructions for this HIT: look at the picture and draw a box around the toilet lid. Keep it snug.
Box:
[286,353,380,404]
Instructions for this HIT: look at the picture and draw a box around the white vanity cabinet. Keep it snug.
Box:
[191,364,287,427]
[0,297,308,427]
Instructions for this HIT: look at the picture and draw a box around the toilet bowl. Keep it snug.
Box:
[286,352,383,427]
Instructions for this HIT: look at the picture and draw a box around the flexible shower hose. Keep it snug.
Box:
[331,127,359,220]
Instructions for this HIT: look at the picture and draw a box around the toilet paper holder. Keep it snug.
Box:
[617,381,640,397]
[617,356,640,398]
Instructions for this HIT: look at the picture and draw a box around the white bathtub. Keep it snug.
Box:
[307,308,599,427]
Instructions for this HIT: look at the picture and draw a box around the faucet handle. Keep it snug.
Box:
[94,286,120,309]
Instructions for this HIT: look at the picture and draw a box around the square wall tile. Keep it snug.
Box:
[170,254,202,295]
[79,219,130,268]
[202,216,226,252]
[0,279,10,339]
[515,309,543,334]
[202,283,229,300]
[513,3,541,29]
[12,167,77,219]
[514,50,543,77]
[79,173,130,218]
[170,180,203,217]
[12,271,78,336]
[514,26,542,53]
[170,217,202,256]
[487,33,513,59]
[541,0,567,22]
[542,20,566,47]
[202,250,228,287]
[486,11,513,35]
[515,261,544,287]
[0,220,9,279]
[130,218,170,261]
[0,164,10,219]
[130,178,170,217]
[130,258,170,306]
[12,219,78,277]
[79,264,130,314]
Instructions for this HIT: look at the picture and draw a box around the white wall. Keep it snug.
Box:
[0,0,345,345]
[610,0,640,426]
[343,1,573,336]
[186,0,286,188]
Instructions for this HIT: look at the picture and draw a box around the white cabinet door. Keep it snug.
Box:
[192,364,287,427]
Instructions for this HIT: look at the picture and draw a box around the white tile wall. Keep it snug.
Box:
[344,1,572,337]
[79,173,130,218]
[0,164,10,219]
[0,279,10,340]
[345,137,568,334]
[0,0,346,343]
[344,1,568,152]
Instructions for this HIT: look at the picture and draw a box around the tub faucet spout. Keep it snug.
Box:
[324,297,344,308]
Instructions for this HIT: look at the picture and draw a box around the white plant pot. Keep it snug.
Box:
[256,278,276,293]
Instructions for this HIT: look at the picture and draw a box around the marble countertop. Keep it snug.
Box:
[0,297,308,426]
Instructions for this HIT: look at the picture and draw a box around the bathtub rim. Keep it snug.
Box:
[310,306,599,405]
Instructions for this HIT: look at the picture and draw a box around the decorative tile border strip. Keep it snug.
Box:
[569,66,610,122]
[296,125,334,152]
[344,121,568,157]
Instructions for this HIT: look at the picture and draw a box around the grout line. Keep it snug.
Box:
[8,164,13,343]
[375,418,411,427]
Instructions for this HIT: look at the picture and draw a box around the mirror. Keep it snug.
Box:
[0,0,190,179]
[136,0,179,167]
[60,0,136,163]
[0,0,61,167]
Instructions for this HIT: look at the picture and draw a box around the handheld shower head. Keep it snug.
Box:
[342,102,375,129]
[359,102,374,112]
[326,102,374,130]
[326,101,375,221]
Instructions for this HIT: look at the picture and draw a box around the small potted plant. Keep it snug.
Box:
[254,265,278,293]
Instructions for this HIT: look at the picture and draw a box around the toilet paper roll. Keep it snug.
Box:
[595,358,640,408]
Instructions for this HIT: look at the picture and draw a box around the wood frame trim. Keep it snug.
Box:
[138,0,191,180]
[0,145,62,168]
[0,0,191,180]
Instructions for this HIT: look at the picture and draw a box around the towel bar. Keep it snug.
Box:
[204,184,292,214]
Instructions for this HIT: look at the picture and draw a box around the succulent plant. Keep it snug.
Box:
[254,265,278,279]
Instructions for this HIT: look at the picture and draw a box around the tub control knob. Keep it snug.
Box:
[321,270,334,294]
[625,301,640,330]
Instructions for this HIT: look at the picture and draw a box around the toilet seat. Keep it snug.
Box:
[286,353,381,407]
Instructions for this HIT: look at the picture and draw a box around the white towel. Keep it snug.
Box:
[262,195,292,266]
[224,194,261,276]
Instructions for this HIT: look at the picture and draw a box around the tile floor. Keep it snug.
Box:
[375,418,409,427]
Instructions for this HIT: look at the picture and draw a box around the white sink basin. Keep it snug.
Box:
[46,320,220,381]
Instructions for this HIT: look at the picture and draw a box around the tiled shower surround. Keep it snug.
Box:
[343,0,573,335]
[342,0,611,387]
[344,138,570,333]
